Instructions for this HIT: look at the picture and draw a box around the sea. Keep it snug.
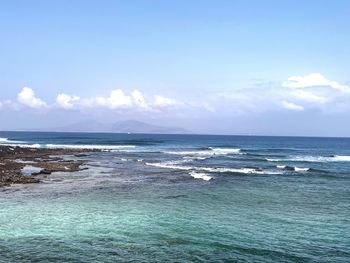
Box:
[0,131,349,262]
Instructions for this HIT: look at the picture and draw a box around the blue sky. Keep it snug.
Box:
[0,1,350,136]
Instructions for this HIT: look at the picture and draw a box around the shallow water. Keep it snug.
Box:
[0,132,350,262]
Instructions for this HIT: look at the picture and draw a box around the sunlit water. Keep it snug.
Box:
[0,132,349,262]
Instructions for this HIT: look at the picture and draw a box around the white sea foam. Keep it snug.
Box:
[266,158,280,162]
[145,161,282,175]
[109,149,136,153]
[45,144,136,150]
[21,165,42,176]
[1,142,137,150]
[276,164,310,172]
[198,167,282,175]
[165,150,212,156]
[14,159,35,164]
[208,147,241,154]
[183,156,207,160]
[189,171,213,181]
[294,167,310,172]
[24,144,41,148]
[267,155,350,162]
[145,161,193,171]
[0,138,24,144]
[165,147,241,157]
[1,143,41,148]
[331,155,350,161]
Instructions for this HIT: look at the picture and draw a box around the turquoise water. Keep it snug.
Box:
[0,132,350,262]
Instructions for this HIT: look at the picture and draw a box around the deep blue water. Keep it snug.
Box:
[0,131,349,262]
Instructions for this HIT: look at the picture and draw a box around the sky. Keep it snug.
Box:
[0,0,350,136]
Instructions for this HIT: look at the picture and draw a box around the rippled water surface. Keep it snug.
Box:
[0,132,350,262]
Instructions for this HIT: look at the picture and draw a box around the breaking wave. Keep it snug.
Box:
[0,137,24,144]
[0,142,136,151]
[189,171,213,181]
[145,161,282,175]
[294,167,310,172]
[276,165,310,172]
[45,144,136,150]
[267,155,350,162]
[165,147,241,157]
[1,143,41,148]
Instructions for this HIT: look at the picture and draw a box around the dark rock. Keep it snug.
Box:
[0,145,98,187]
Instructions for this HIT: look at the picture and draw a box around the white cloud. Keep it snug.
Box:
[291,90,329,104]
[17,87,47,108]
[214,73,350,114]
[153,95,179,108]
[281,100,304,111]
[53,89,181,112]
[7,74,349,116]
[283,73,350,93]
[282,73,350,112]
[95,89,133,109]
[131,90,149,109]
[56,93,80,109]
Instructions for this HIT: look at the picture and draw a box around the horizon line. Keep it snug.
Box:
[1,129,349,139]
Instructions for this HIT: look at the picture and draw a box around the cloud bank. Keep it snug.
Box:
[283,73,350,93]
[215,73,350,114]
[55,89,182,111]
[0,87,183,113]
[1,73,349,116]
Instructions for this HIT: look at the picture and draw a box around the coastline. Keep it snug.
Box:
[0,145,97,187]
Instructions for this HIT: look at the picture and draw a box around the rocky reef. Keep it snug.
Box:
[0,146,97,187]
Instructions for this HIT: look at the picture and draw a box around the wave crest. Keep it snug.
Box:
[189,171,213,181]
[165,147,241,157]
[145,161,282,175]
[276,165,310,172]
[45,144,136,150]
[267,155,350,162]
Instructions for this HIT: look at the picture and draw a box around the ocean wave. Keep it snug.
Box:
[145,161,282,175]
[208,147,241,154]
[189,171,213,181]
[276,165,310,172]
[109,149,136,153]
[0,137,25,144]
[0,142,137,150]
[0,143,41,148]
[165,147,241,157]
[145,161,192,171]
[267,155,350,162]
[183,156,208,160]
[199,167,282,175]
[45,144,136,150]
[330,155,350,161]
[294,167,310,172]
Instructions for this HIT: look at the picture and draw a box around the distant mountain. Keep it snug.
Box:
[110,120,186,134]
[40,120,187,134]
[51,120,110,132]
